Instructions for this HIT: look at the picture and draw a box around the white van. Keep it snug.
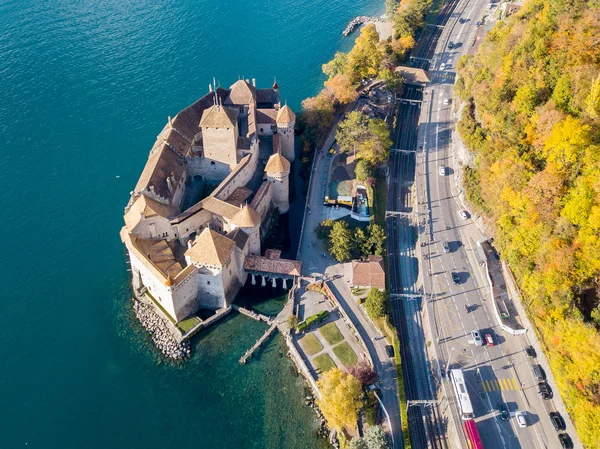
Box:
[439,165,446,176]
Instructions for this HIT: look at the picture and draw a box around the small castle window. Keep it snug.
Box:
[211,161,215,165]
[260,128,263,132]
[207,281,210,285]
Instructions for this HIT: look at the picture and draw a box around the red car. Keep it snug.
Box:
[485,334,494,346]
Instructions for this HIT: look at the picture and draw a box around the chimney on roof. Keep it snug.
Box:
[168,116,172,125]
[246,79,250,84]
[166,176,173,193]
[209,83,213,93]
[252,78,256,87]
[187,239,193,249]
[273,77,279,92]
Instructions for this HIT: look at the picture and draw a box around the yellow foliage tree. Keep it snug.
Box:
[317,368,363,431]
[325,74,359,104]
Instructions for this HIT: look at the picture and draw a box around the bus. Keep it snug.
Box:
[450,369,475,419]
[464,419,484,449]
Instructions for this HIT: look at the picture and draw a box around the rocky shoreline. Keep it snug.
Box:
[133,299,191,360]
[303,388,340,448]
[343,16,386,36]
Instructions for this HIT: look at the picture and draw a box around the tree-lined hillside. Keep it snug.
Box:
[456,0,600,445]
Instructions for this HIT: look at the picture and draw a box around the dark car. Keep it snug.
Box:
[385,345,394,358]
[497,403,509,421]
[549,412,565,431]
[451,272,461,284]
[448,41,454,49]
[539,382,553,400]
[525,345,537,358]
[558,433,572,449]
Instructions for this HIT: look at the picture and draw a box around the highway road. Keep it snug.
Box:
[386,0,582,448]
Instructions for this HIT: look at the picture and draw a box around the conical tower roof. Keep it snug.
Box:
[231,204,261,228]
[185,228,235,266]
[265,152,291,174]
[276,104,296,124]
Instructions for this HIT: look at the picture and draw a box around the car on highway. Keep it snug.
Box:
[459,18,467,23]
[476,20,482,26]
[525,345,537,358]
[539,382,553,399]
[532,364,545,381]
[485,333,495,346]
[443,98,451,105]
[443,241,450,253]
[439,164,446,176]
[451,272,461,284]
[558,433,573,448]
[458,210,469,220]
[549,412,565,431]
[497,403,509,420]
[471,330,483,346]
[448,41,454,49]
[516,411,528,428]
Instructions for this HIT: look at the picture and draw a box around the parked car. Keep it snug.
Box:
[440,63,446,71]
[485,333,495,346]
[439,165,446,176]
[443,241,450,253]
[443,98,451,105]
[525,345,537,358]
[549,412,565,431]
[451,272,461,284]
[539,382,553,399]
[471,330,483,346]
[497,403,509,421]
[459,18,466,23]
[532,364,545,381]
[516,411,528,428]
[458,210,469,220]
[448,41,455,49]
[558,433,572,448]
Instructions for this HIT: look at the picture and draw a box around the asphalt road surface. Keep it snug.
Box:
[396,0,580,448]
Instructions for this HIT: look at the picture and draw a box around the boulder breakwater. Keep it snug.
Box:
[132,299,191,360]
[343,16,386,36]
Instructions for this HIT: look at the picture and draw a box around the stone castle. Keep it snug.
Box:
[121,79,299,323]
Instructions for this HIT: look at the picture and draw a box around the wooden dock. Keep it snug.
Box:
[239,322,277,364]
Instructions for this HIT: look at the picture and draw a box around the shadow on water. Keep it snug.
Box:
[236,283,288,316]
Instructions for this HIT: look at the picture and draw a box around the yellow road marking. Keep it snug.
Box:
[511,378,519,390]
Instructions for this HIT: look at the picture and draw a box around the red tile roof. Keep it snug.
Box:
[351,255,385,289]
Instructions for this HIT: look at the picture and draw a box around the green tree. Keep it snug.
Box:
[336,111,371,156]
[287,315,299,330]
[323,52,349,79]
[317,368,363,431]
[336,112,392,165]
[381,67,404,93]
[355,159,374,181]
[352,227,369,258]
[316,218,335,240]
[365,288,388,319]
[329,220,353,261]
[585,73,600,118]
[552,75,572,113]
[367,223,386,255]
[363,425,392,449]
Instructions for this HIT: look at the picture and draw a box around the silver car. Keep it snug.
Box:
[443,241,450,253]
[471,330,483,346]
[516,411,528,428]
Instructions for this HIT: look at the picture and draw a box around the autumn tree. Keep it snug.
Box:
[316,218,335,240]
[317,368,363,431]
[329,220,352,261]
[355,159,373,181]
[301,89,336,134]
[336,112,392,166]
[325,73,359,104]
[585,73,600,118]
[346,24,385,81]
[347,360,377,386]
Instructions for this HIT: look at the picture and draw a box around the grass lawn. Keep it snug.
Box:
[176,316,200,333]
[300,333,324,355]
[313,353,337,374]
[333,342,359,367]
[319,321,344,345]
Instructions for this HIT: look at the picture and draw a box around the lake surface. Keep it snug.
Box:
[0,0,383,447]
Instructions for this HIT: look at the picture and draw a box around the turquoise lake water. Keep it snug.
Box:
[0,0,383,447]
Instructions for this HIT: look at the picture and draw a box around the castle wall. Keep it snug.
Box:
[267,173,290,214]
[211,154,257,201]
[196,267,226,309]
[278,126,295,162]
[202,127,238,168]
[172,208,212,245]
[257,123,275,136]
[186,156,231,182]
[131,215,176,241]
[250,180,272,219]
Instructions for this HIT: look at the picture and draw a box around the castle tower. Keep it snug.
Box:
[276,104,296,162]
[265,152,291,214]
[199,104,239,168]
[231,204,262,255]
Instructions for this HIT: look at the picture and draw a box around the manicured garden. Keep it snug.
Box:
[332,341,358,367]
[319,321,344,345]
[300,333,324,355]
[314,353,337,373]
